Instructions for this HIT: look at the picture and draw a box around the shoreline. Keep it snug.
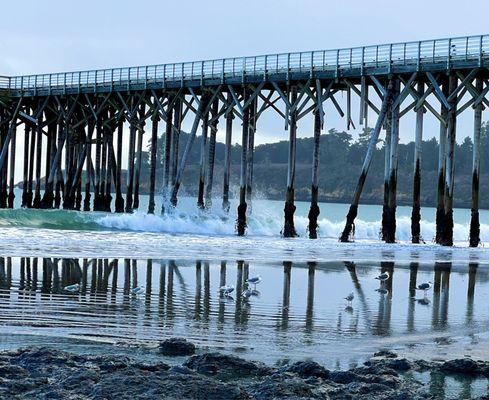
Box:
[1,343,488,399]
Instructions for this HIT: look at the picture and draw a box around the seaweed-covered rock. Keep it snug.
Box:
[158,337,196,356]
[184,352,273,379]
[440,358,479,374]
[248,373,332,399]
[284,361,330,379]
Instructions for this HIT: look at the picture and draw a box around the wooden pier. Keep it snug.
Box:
[0,34,488,246]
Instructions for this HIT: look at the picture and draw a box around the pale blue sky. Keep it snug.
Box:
[1,0,487,145]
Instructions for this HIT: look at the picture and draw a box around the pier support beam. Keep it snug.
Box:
[170,92,211,208]
[94,116,103,211]
[411,82,425,244]
[161,98,173,214]
[384,79,400,244]
[7,121,16,209]
[381,108,392,241]
[246,98,257,214]
[222,93,233,213]
[340,78,395,242]
[435,79,449,244]
[283,86,298,238]
[308,109,321,239]
[21,120,30,208]
[197,110,209,210]
[115,119,124,213]
[148,114,159,214]
[237,88,250,236]
[133,105,145,210]
[32,112,43,208]
[441,75,458,246]
[469,78,483,247]
[84,120,95,211]
[205,98,219,211]
[125,114,137,213]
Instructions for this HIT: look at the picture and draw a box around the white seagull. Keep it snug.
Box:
[64,283,80,293]
[344,292,354,306]
[131,286,145,295]
[219,285,235,297]
[375,272,390,284]
[246,275,262,289]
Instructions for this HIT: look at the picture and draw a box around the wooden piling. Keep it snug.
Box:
[84,120,94,211]
[115,118,124,213]
[7,118,16,209]
[435,78,449,244]
[308,109,321,239]
[384,79,400,244]
[222,93,233,213]
[469,77,483,247]
[246,97,257,214]
[27,113,36,208]
[205,98,219,211]
[133,104,146,210]
[54,118,64,209]
[441,75,458,246]
[21,119,30,207]
[125,113,137,213]
[170,92,210,208]
[148,114,159,214]
[236,88,250,236]
[161,97,173,213]
[100,123,108,210]
[197,110,209,210]
[170,99,182,189]
[340,77,395,242]
[283,86,298,238]
[32,111,43,208]
[94,116,103,211]
[411,82,424,244]
[381,108,392,241]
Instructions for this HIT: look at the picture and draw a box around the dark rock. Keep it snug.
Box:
[249,373,331,399]
[284,360,330,379]
[329,370,360,384]
[440,358,479,374]
[373,350,398,359]
[158,337,196,356]
[184,352,273,379]
[0,364,28,379]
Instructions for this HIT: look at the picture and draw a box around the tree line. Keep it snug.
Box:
[136,122,489,209]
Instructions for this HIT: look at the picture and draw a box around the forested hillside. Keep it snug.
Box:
[137,123,489,209]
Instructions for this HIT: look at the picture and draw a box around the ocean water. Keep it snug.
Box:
[1,190,489,397]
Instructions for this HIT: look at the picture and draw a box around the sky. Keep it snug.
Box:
[0,0,487,152]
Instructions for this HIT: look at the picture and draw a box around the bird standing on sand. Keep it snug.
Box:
[64,283,80,293]
[344,292,354,307]
[219,285,235,297]
[416,282,432,296]
[246,275,262,289]
[375,272,390,285]
[131,286,145,295]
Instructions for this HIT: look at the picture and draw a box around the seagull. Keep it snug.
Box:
[375,272,390,284]
[242,288,253,300]
[219,285,235,297]
[131,286,145,295]
[344,292,354,306]
[246,275,262,289]
[64,283,80,293]
[416,282,432,296]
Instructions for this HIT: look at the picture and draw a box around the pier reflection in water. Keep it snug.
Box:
[1,258,489,375]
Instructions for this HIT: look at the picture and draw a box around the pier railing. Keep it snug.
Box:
[1,34,488,94]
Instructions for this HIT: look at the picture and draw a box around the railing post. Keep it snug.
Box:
[479,35,483,67]
[361,47,365,75]
[111,69,114,91]
[181,63,184,87]
[417,42,421,71]
[221,59,225,83]
[201,62,204,86]
[310,52,314,78]
[242,57,245,84]
[264,55,268,82]
[335,49,339,78]
[145,66,148,89]
[447,38,451,70]
[49,74,52,95]
[163,65,166,88]
[388,44,392,73]
[287,53,290,78]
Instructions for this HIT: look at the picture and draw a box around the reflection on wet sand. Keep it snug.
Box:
[0,256,488,397]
